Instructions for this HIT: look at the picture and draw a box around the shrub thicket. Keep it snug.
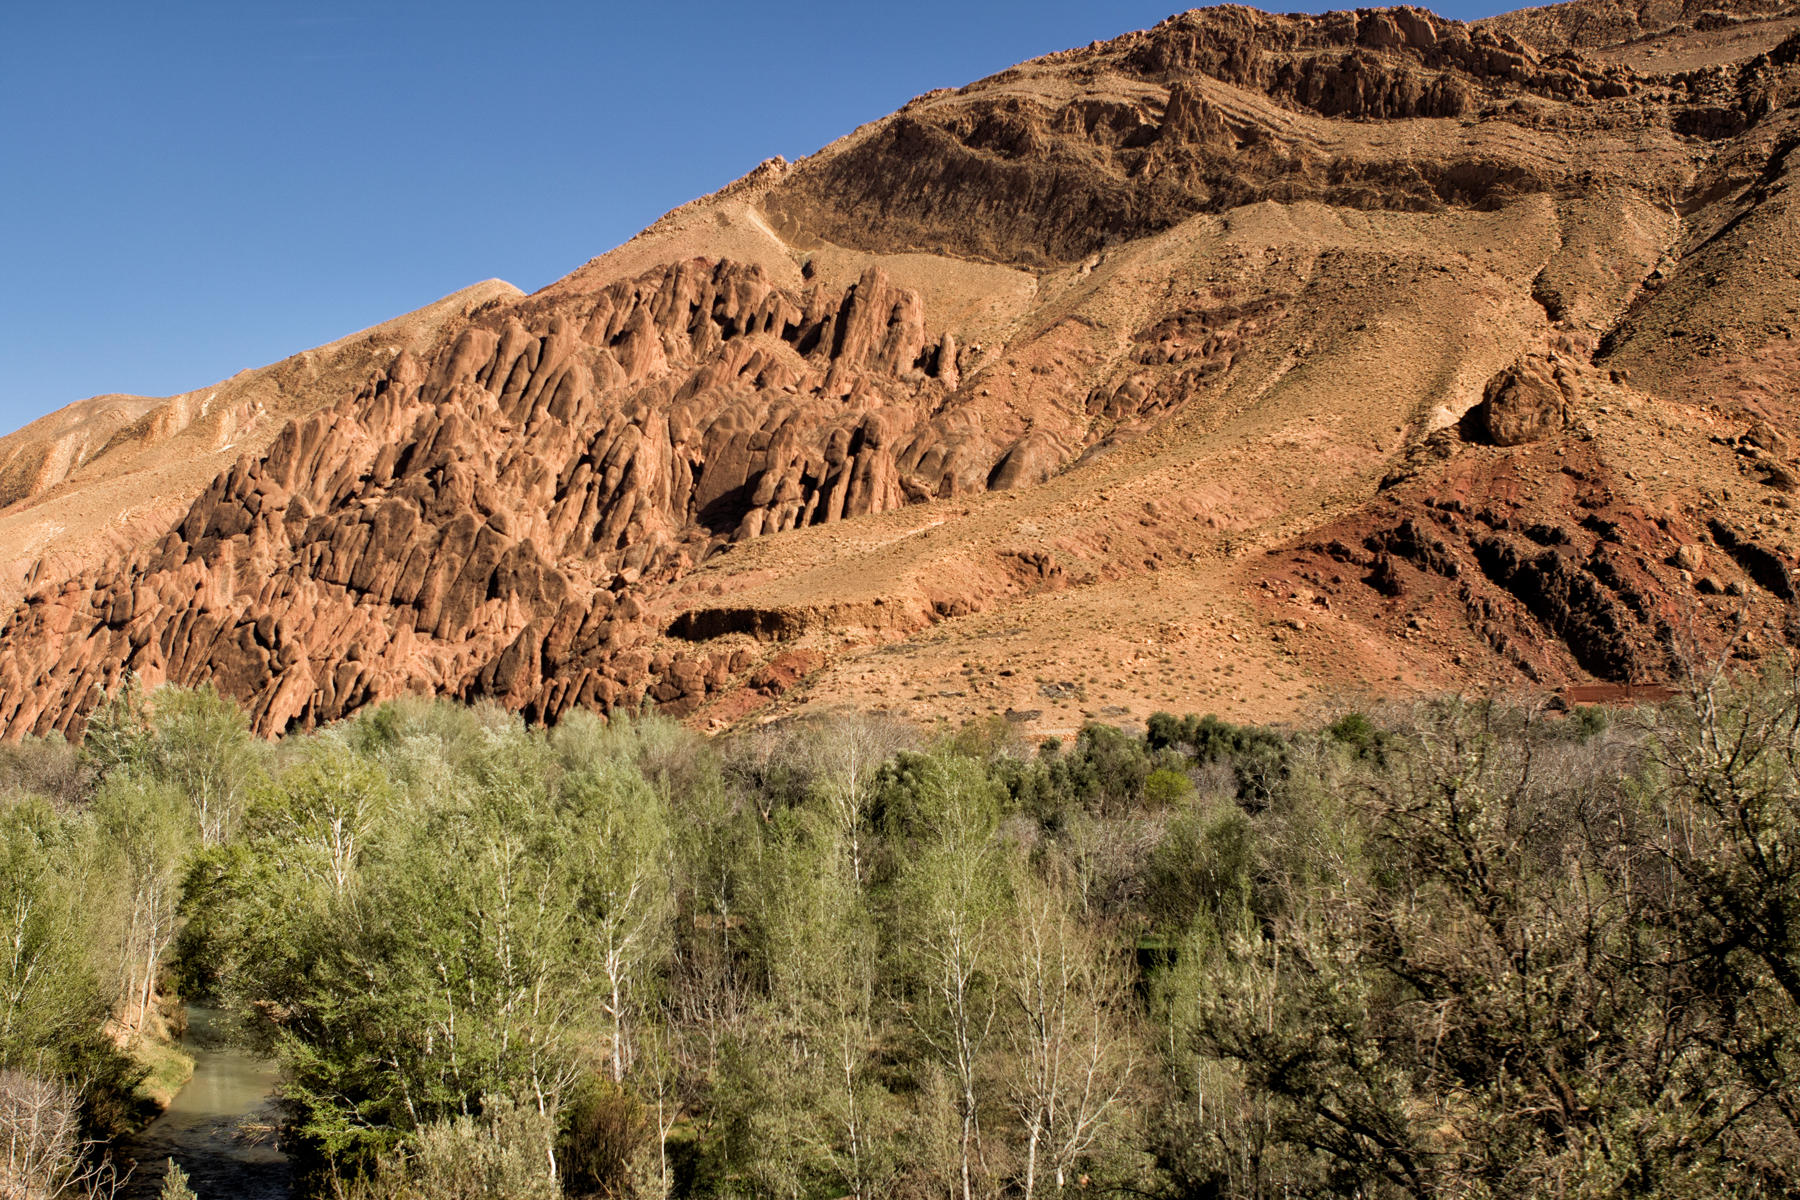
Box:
[8,675,1800,1197]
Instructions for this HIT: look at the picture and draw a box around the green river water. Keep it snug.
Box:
[118,1007,289,1199]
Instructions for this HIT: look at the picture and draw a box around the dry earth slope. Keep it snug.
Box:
[5,0,1800,738]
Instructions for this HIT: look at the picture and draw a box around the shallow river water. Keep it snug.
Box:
[117,1007,289,1199]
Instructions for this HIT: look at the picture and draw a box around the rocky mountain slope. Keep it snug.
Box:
[0,281,519,612]
[4,0,1800,738]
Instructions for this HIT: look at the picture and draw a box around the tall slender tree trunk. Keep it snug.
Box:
[609,969,625,1083]
[136,945,155,1033]
[841,1032,865,1200]
[961,1106,975,1200]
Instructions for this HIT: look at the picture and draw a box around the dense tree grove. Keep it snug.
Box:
[5,668,1800,1197]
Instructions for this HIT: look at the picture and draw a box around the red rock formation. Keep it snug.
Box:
[0,260,1024,735]
[0,280,519,612]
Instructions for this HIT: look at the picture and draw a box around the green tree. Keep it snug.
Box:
[83,681,262,846]
[247,736,392,897]
[197,721,582,1184]
[159,1157,199,1200]
[79,675,153,783]
[999,864,1136,1200]
[892,754,1010,1200]
[148,685,262,846]
[725,807,897,1200]
[555,718,676,1087]
[92,775,190,1035]
[0,800,110,1069]
[803,715,909,888]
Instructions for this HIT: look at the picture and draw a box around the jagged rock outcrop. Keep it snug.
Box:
[1482,0,1796,53]
[0,260,1046,735]
[1121,5,1635,112]
[0,280,520,611]
[760,5,1655,266]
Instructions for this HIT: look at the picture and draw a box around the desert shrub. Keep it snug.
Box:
[1566,702,1609,742]
[718,721,818,819]
[0,735,87,812]
[938,712,1018,762]
[1146,712,1290,807]
[1324,710,1387,761]
[872,749,1005,850]
[1143,809,1255,937]
[996,723,1174,825]
[1143,766,1194,809]
[1159,690,1800,1198]
[356,1096,559,1200]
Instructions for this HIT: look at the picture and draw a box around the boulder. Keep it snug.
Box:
[1465,357,1572,447]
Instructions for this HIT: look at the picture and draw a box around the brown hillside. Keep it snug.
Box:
[4,1,1800,739]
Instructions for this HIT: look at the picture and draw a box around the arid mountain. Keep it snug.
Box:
[5,0,1800,739]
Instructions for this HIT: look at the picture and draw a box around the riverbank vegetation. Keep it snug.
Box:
[4,668,1800,1198]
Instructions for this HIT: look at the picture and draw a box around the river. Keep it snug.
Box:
[117,1007,290,1200]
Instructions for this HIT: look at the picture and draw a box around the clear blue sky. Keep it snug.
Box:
[0,0,1509,435]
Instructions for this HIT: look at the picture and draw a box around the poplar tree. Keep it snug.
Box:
[92,775,189,1035]
[999,865,1136,1199]
[892,754,1010,1200]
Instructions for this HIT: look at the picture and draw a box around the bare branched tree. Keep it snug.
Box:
[0,1070,124,1200]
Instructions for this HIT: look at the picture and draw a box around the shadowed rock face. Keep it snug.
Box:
[8,0,1800,737]
[1482,0,1798,52]
[760,5,1652,266]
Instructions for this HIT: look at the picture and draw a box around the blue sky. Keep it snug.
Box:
[0,1,1510,434]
